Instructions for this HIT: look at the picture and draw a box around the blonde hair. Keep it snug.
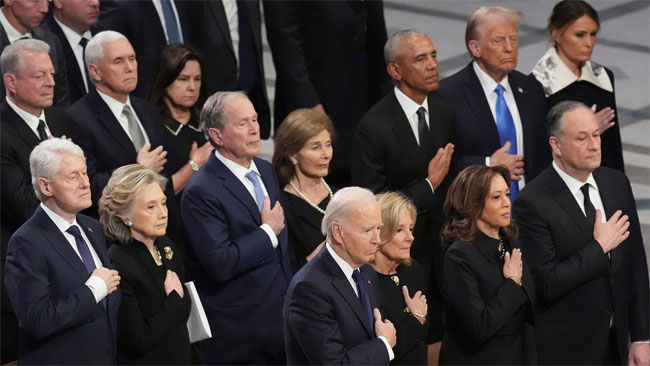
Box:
[465,6,522,55]
[98,164,167,244]
[374,192,417,265]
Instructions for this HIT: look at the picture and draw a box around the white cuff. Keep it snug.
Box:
[485,156,491,166]
[633,340,650,343]
[378,336,395,361]
[424,178,435,195]
[261,224,279,248]
[85,275,107,303]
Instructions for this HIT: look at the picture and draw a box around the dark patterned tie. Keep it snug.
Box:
[581,184,596,225]
[66,225,106,309]
[352,269,374,333]
[416,107,431,154]
[37,120,48,141]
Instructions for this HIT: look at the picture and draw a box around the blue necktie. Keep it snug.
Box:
[160,0,181,44]
[494,84,519,202]
[67,225,106,309]
[352,270,374,333]
[245,170,265,212]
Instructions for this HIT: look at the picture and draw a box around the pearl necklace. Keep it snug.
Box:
[289,178,333,215]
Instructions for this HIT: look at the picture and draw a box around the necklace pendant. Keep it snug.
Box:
[390,275,399,286]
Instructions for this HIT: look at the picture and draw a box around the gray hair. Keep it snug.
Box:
[30,138,86,201]
[85,30,127,66]
[465,6,522,54]
[321,186,377,239]
[1,39,50,76]
[384,29,427,64]
[546,100,589,141]
[201,91,248,143]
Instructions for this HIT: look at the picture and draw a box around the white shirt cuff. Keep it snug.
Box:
[633,340,650,343]
[378,336,395,361]
[424,178,435,195]
[261,223,278,248]
[485,156,491,166]
[85,275,107,303]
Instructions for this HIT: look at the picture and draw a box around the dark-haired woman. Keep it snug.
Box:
[532,0,624,171]
[439,165,536,365]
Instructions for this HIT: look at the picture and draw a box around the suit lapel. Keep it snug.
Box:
[208,0,236,57]
[1,102,41,148]
[509,74,534,159]
[593,169,618,269]
[546,167,593,240]
[209,155,261,224]
[131,98,159,147]
[46,15,85,95]
[77,215,108,266]
[461,64,501,146]
[386,93,426,174]
[88,89,138,158]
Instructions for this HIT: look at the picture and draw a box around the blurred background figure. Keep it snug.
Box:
[371,192,428,365]
[531,0,624,172]
[99,164,192,365]
[272,108,336,272]
[439,165,536,365]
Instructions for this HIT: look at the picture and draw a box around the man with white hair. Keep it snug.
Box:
[4,138,121,364]
[438,6,550,202]
[0,39,78,362]
[284,186,397,365]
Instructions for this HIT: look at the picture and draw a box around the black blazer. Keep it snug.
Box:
[284,248,390,365]
[352,90,455,341]
[438,63,550,184]
[513,165,650,364]
[108,236,191,364]
[0,24,70,107]
[4,207,120,364]
[440,232,536,365]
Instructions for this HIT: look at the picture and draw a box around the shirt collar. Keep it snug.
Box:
[5,96,45,130]
[214,149,261,180]
[53,14,92,47]
[473,60,512,99]
[40,202,80,232]
[0,8,30,42]
[394,86,428,118]
[96,88,134,120]
[552,160,599,196]
[531,47,613,96]
[326,242,356,279]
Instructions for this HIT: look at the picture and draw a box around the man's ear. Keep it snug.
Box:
[37,177,55,199]
[4,73,17,95]
[208,127,224,147]
[386,62,401,81]
[549,136,561,157]
[468,40,481,59]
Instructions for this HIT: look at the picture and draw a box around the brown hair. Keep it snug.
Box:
[548,0,599,43]
[441,165,517,248]
[373,192,417,266]
[272,108,336,184]
[148,44,207,131]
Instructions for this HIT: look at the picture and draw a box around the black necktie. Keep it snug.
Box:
[580,184,596,225]
[37,120,48,141]
[416,107,431,154]
[352,269,374,333]
[78,37,93,92]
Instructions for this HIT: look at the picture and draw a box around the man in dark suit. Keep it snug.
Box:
[352,30,454,347]
[0,0,69,106]
[284,186,396,364]
[264,0,391,186]
[39,0,99,103]
[66,31,168,212]
[513,101,649,365]
[0,39,79,364]
[4,137,121,364]
[181,91,291,364]
[437,6,549,201]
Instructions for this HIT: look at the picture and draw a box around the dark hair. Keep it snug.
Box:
[148,44,207,131]
[548,0,599,42]
[272,109,336,184]
[546,100,589,140]
[441,165,517,248]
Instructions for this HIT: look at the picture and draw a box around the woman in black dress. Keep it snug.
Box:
[99,165,191,365]
[532,0,624,171]
[439,165,536,365]
[272,108,336,272]
[371,192,428,365]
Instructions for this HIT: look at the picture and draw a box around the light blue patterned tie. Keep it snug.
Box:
[494,84,519,202]
[161,0,181,44]
[245,171,265,212]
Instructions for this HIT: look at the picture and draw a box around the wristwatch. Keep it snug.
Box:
[188,160,199,172]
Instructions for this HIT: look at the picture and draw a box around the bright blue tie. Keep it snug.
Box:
[245,171,265,212]
[67,225,106,309]
[352,270,374,333]
[160,0,182,44]
[494,84,519,202]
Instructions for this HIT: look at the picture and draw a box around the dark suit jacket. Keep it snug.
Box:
[4,207,119,364]
[0,24,70,107]
[439,233,536,365]
[264,0,390,184]
[108,236,191,364]
[180,153,291,364]
[38,13,95,104]
[284,247,390,365]
[513,165,650,364]
[352,90,455,341]
[438,63,550,183]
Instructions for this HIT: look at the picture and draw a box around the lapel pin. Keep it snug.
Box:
[518,87,524,94]
[88,227,93,233]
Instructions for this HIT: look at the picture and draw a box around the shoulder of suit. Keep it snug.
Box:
[358,93,396,127]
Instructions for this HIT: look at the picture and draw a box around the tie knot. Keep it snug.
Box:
[122,105,133,116]
[494,84,505,96]
[79,37,88,47]
[38,119,46,129]
[580,183,590,196]
[352,269,364,283]
[245,170,258,181]
[416,107,427,119]
[66,225,82,238]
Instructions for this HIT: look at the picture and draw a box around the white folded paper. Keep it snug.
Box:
[185,281,212,343]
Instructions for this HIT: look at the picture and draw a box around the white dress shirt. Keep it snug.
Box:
[5,97,51,138]
[214,149,278,248]
[0,8,30,41]
[40,203,107,303]
[53,15,92,91]
[552,161,605,222]
[96,89,150,145]
[151,0,184,43]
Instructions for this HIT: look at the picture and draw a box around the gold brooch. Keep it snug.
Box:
[390,275,399,286]
[163,246,173,260]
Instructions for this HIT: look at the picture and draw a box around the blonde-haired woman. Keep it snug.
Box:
[371,192,428,365]
[99,164,191,364]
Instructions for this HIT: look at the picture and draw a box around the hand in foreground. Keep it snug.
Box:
[137,143,167,173]
[427,143,454,189]
[93,267,120,295]
[502,248,522,285]
[374,308,396,348]
[402,286,427,325]
[189,141,214,168]
[490,141,524,181]
[591,104,616,135]
[594,209,629,253]
[261,196,285,235]
[164,269,184,298]
[628,342,650,366]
